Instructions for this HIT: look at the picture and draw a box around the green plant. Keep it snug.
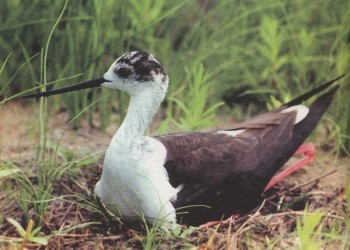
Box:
[0,163,19,179]
[1,0,349,145]
[1,1,350,247]
[296,206,324,250]
[0,1,101,226]
[266,92,292,110]
[168,64,224,131]
[256,15,288,91]
[5,218,49,248]
[17,0,68,223]
[341,183,350,249]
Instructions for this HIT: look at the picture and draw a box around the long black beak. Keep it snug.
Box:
[22,77,108,98]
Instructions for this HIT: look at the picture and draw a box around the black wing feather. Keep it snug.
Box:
[157,76,343,225]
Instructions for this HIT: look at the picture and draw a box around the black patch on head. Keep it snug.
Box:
[115,51,167,83]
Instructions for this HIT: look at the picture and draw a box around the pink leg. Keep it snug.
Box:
[199,214,240,229]
[264,143,316,192]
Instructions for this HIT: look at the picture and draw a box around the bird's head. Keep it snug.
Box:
[22,51,169,98]
[103,51,168,96]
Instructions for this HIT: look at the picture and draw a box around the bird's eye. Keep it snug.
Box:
[117,67,132,78]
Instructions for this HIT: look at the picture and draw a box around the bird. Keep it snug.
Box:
[23,51,343,229]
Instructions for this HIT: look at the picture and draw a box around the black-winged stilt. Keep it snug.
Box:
[23,51,343,229]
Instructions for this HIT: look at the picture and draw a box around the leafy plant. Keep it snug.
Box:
[168,64,224,131]
[342,183,350,249]
[0,163,19,179]
[1,0,349,143]
[5,218,49,248]
[1,1,350,247]
[1,0,100,225]
[257,15,288,88]
[266,92,292,110]
[13,0,69,224]
[296,206,324,250]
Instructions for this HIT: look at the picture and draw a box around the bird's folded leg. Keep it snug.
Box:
[264,142,316,192]
[199,214,240,229]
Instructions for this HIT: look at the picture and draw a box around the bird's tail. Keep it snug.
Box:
[261,75,344,185]
[288,77,342,152]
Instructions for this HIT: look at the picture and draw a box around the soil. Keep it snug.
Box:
[0,100,349,249]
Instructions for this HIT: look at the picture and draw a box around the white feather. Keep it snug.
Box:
[282,105,309,124]
[217,129,245,137]
[95,56,177,230]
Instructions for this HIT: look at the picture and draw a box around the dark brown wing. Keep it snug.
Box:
[159,75,343,189]
[157,110,298,225]
[158,110,295,187]
[156,75,342,225]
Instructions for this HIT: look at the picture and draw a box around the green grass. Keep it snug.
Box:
[0,0,349,147]
[0,0,350,249]
[168,64,224,131]
[0,0,100,228]
[296,206,324,250]
[5,218,49,247]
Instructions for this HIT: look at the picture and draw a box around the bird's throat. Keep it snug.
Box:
[113,90,163,146]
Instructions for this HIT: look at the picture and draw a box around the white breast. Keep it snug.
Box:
[94,136,177,228]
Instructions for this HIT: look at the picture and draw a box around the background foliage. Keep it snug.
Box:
[0,0,349,151]
[0,1,349,248]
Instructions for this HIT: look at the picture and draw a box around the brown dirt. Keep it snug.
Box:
[0,101,349,249]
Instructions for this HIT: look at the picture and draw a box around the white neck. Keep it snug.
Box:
[113,87,165,146]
